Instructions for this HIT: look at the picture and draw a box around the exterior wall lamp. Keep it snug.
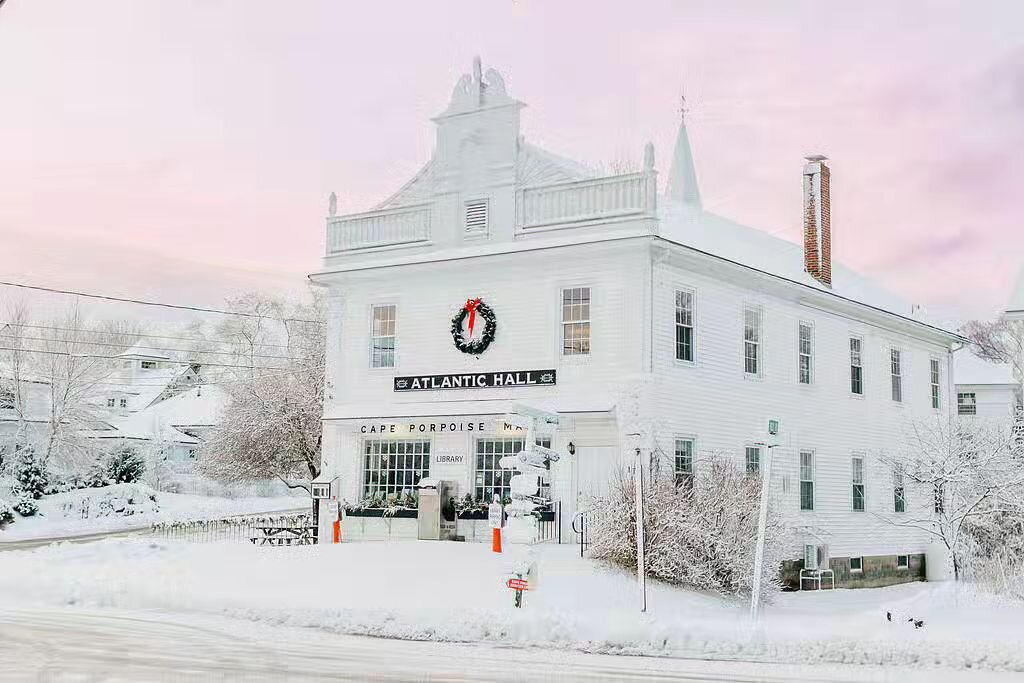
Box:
[567,441,576,455]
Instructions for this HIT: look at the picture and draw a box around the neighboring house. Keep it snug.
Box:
[310,59,965,588]
[94,344,202,416]
[0,373,55,458]
[954,350,1022,425]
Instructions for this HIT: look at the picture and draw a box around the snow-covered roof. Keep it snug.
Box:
[115,343,172,361]
[955,350,1018,386]
[129,384,226,428]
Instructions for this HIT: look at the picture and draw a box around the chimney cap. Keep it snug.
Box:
[804,154,828,163]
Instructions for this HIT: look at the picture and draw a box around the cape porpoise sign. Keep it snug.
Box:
[394,369,556,392]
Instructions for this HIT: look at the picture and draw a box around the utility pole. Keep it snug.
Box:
[626,432,647,613]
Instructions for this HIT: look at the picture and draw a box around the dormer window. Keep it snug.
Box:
[141,360,157,370]
[464,199,489,234]
[107,398,116,408]
[119,398,128,409]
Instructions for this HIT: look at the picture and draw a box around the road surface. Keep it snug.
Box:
[0,605,1014,682]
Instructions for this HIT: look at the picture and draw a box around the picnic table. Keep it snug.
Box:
[250,524,316,546]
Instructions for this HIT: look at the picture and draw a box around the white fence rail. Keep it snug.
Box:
[516,171,656,231]
[326,203,431,253]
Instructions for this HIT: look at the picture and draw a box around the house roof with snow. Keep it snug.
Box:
[955,349,1018,386]
[115,343,172,361]
[127,384,226,429]
[1007,265,1024,322]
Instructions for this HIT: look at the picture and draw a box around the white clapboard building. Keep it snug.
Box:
[311,59,965,587]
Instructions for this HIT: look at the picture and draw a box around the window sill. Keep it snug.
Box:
[674,358,697,368]
[849,392,865,400]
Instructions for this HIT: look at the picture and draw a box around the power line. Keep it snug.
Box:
[0,280,323,325]
[0,332,304,362]
[0,321,303,350]
[0,345,310,371]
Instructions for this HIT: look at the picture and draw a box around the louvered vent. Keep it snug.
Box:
[465,199,489,233]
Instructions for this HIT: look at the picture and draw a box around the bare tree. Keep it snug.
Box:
[962,317,1024,384]
[878,417,1024,579]
[200,290,325,491]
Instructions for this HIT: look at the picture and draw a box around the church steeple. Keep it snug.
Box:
[666,95,702,209]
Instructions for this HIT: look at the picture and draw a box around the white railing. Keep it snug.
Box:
[516,171,656,231]
[326,203,431,253]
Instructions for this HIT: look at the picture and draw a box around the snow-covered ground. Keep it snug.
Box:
[1,538,1022,672]
[0,484,305,541]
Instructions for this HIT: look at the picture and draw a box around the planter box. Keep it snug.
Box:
[344,508,418,519]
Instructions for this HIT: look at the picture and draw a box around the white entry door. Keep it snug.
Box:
[573,446,625,512]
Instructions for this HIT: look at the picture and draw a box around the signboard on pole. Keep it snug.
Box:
[506,578,529,591]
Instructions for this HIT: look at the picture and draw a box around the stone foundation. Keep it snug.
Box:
[781,553,926,590]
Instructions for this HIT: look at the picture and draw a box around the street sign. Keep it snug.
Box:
[507,578,529,591]
[523,444,561,462]
[768,419,780,436]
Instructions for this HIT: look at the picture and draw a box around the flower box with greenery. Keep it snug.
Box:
[344,491,419,518]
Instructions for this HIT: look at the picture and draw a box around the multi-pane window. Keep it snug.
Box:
[850,557,863,573]
[893,467,906,513]
[362,439,430,498]
[930,359,941,409]
[850,337,864,395]
[745,446,761,476]
[675,439,694,487]
[743,306,761,376]
[141,360,158,370]
[475,438,523,501]
[799,451,815,511]
[890,349,903,402]
[535,437,553,500]
[957,392,977,416]
[798,323,813,384]
[119,398,128,408]
[106,398,116,408]
[370,304,397,368]
[675,290,694,363]
[852,455,865,511]
[561,287,591,356]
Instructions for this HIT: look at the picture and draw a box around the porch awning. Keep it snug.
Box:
[323,394,618,421]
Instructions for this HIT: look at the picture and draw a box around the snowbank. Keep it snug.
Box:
[0,485,305,541]
[1,539,1022,671]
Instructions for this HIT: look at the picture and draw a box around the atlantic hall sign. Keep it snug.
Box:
[393,369,556,392]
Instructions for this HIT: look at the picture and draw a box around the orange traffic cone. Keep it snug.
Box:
[333,518,341,544]
[492,526,502,553]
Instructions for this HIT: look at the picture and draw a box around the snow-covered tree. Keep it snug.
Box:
[588,453,792,598]
[13,446,48,500]
[879,417,1024,579]
[106,445,146,484]
[200,291,324,490]
[962,316,1024,386]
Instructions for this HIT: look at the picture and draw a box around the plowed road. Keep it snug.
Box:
[0,606,1015,682]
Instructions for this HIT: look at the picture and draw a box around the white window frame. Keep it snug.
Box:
[475,437,527,502]
[362,438,431,499]
[799,450,815,511]
[798,321,814,385]
[957,392,977,416]
[893,467,906,513]
[852,454,865,512]
[744,444,761,475]
[890,348,903,402]
[674,288,695,364]
[743,305,762,378]
[674,437,695,487]
[896,554,909,570]
[560,286,592,357]
[119,398,128,409]
[369,303,397,369]
[106,398,116,408]
[850,336,864,396]
[930,357,941,410]
[140,360,158,370]
[850,556,863,573]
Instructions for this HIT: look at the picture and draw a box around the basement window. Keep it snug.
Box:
[464,199,489,234]
[850,557,863,573]
[897,555,909,570]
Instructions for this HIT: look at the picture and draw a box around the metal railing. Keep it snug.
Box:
[535,501,561,544]
[148,513,312,544]
[572,510,589,557]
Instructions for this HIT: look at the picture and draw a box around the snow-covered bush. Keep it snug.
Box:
[58,483,159,519]
[962,506,1024,599]
[0,499,14,526]
[14,447,48,500]
[106,445,145,484]
[13,494,39,517]
[588,454,792,598]
[84,461,112,488]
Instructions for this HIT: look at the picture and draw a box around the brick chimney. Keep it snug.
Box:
[802,155,831,287]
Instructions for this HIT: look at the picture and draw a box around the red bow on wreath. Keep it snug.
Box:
[464,298,482,337]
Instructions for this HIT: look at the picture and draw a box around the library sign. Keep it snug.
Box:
[393,369,556,392]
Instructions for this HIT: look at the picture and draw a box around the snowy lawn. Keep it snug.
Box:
[0,484,306,541]
[1,538,1022,672]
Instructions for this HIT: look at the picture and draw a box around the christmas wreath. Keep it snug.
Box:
[451,298,497,355]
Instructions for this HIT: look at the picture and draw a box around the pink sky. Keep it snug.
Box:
[1,0,1021,322]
